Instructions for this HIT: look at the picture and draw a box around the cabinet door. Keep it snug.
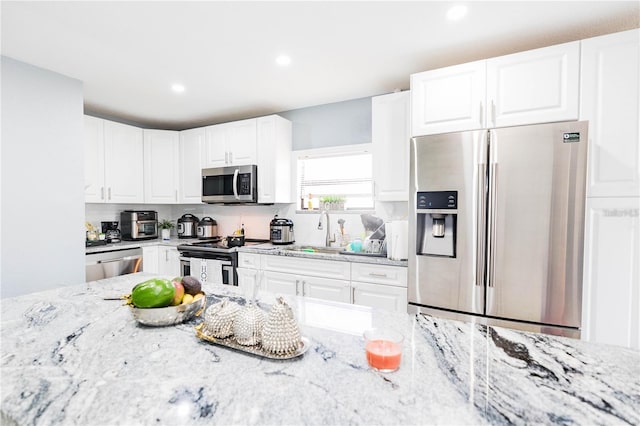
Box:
[84,115,105,202]
[582,197,640,349]
[158,246,180,277]
[179,127,205,203]
[104,120,144,203]
[352,281,408,313]
[372,92,410,201]
[203,124,228,168]
[237,268,261,295]
[142,246,159,273]
[257,115,293,204]
[261,270,299,296]
[302,276,351,303]
[143,130,179,204]
[487,41,580,128]
[581,29,640,198]
[227,118,257,165]
[410,60,486,136]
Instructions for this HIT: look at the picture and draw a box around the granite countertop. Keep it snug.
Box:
[87,239,408,267]
[1,273,638,425]
[238,244,408,267]
[85,237,199,254]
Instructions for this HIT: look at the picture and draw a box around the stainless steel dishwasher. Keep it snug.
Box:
[85,247,143,282]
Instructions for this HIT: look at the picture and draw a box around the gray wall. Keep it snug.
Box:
[1,56,85,298]
[278,97,372,150]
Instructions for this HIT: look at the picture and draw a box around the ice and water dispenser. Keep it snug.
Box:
[416,191,457,257]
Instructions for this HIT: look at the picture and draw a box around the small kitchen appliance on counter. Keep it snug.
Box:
[101,221,121,243]
[270,215,295,245]
[120,210,158,241]
[177,214,199,238]
[197,217,218,239]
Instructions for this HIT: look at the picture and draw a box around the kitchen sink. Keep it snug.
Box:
[279,245,346,255]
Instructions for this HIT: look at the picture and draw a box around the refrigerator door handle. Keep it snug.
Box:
[487,163,498,288]
[476,163,487,287]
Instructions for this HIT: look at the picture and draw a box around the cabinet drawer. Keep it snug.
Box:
[238,252,261,269]
[261,255,350,280]
[350,263,407,287]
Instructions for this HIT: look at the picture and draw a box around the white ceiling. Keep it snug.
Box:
[2,1,638,130]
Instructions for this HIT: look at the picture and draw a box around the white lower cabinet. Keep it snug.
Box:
[142,245,180,277]
[261,271,351,303]
[352,281,407,313]
[582,197,640,349]
[351,263,408,312]
[238,252,408,312]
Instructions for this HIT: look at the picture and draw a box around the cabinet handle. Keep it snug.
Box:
[479,102,484,126]
[295,279,300,296]
[165,251,169,262]
[368,272,388,278]
[108,187,111,200]
[301,280,306,297]
[175,189,178,201]
[225,152,228,164]
[351,287,355,303]
[101,187,105,200]
[491,100,496,126]
[229,152,233,164]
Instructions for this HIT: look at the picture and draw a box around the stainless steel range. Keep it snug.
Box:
[177,238,268,287]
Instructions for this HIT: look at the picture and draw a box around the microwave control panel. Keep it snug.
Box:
[238,173,251,195]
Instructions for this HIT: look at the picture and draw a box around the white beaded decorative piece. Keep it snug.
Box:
[262,297,301,355]
[200,298,240,338]
[233,302,265,346]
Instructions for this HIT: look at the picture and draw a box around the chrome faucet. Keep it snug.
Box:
[318,209,335,247]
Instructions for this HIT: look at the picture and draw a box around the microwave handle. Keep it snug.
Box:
[233,168,240,200]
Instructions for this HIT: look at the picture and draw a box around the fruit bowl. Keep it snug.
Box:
[130,293,206,326]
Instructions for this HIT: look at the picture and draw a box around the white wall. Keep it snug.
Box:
[1,56,85,298]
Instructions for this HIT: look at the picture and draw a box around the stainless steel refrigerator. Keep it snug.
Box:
[408,121,588,338]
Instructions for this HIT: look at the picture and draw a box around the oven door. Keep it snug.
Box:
[180,256,235,286]
[202,165,257,204]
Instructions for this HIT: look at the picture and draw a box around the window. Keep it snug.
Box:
[296,144,373,210]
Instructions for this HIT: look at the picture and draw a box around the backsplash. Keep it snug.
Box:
[85,201,407,245]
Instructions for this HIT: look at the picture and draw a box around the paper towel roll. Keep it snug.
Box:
[386,220,408,260]
[394,220,408,260]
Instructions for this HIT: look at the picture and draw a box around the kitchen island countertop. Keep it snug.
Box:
[1,273,638,425]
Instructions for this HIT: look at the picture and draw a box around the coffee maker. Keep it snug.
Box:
[101,221,122,243]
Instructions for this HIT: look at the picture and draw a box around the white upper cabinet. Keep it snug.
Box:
[486,41,580,128]
[203,118,257,168]
[411,41,580,136]
[84,115,106,202]
[256,115,293,204]
[411,60,486,136]
[372,91,411,201]
[580,29,640,198]
[179,127,205,204]
[143,129,179,204]
[104,121,144,203]
[85,116,144,203]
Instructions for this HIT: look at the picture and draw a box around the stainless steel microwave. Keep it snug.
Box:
[202,165,257,204]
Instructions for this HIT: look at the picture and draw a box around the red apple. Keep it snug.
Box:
[170,280,185,306]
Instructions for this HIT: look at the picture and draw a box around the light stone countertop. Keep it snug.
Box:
[237,243,408,267]
[86,239,408,267]
[1,273,638,425]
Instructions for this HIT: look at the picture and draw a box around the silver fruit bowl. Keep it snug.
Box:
[130,294,207,326]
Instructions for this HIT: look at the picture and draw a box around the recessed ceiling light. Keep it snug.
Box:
[447,5,468,21]
[171,84,185,93]
[275,55,291,66]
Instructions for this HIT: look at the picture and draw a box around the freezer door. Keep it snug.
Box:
[486,121,588,328]
[409,130,488,315]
